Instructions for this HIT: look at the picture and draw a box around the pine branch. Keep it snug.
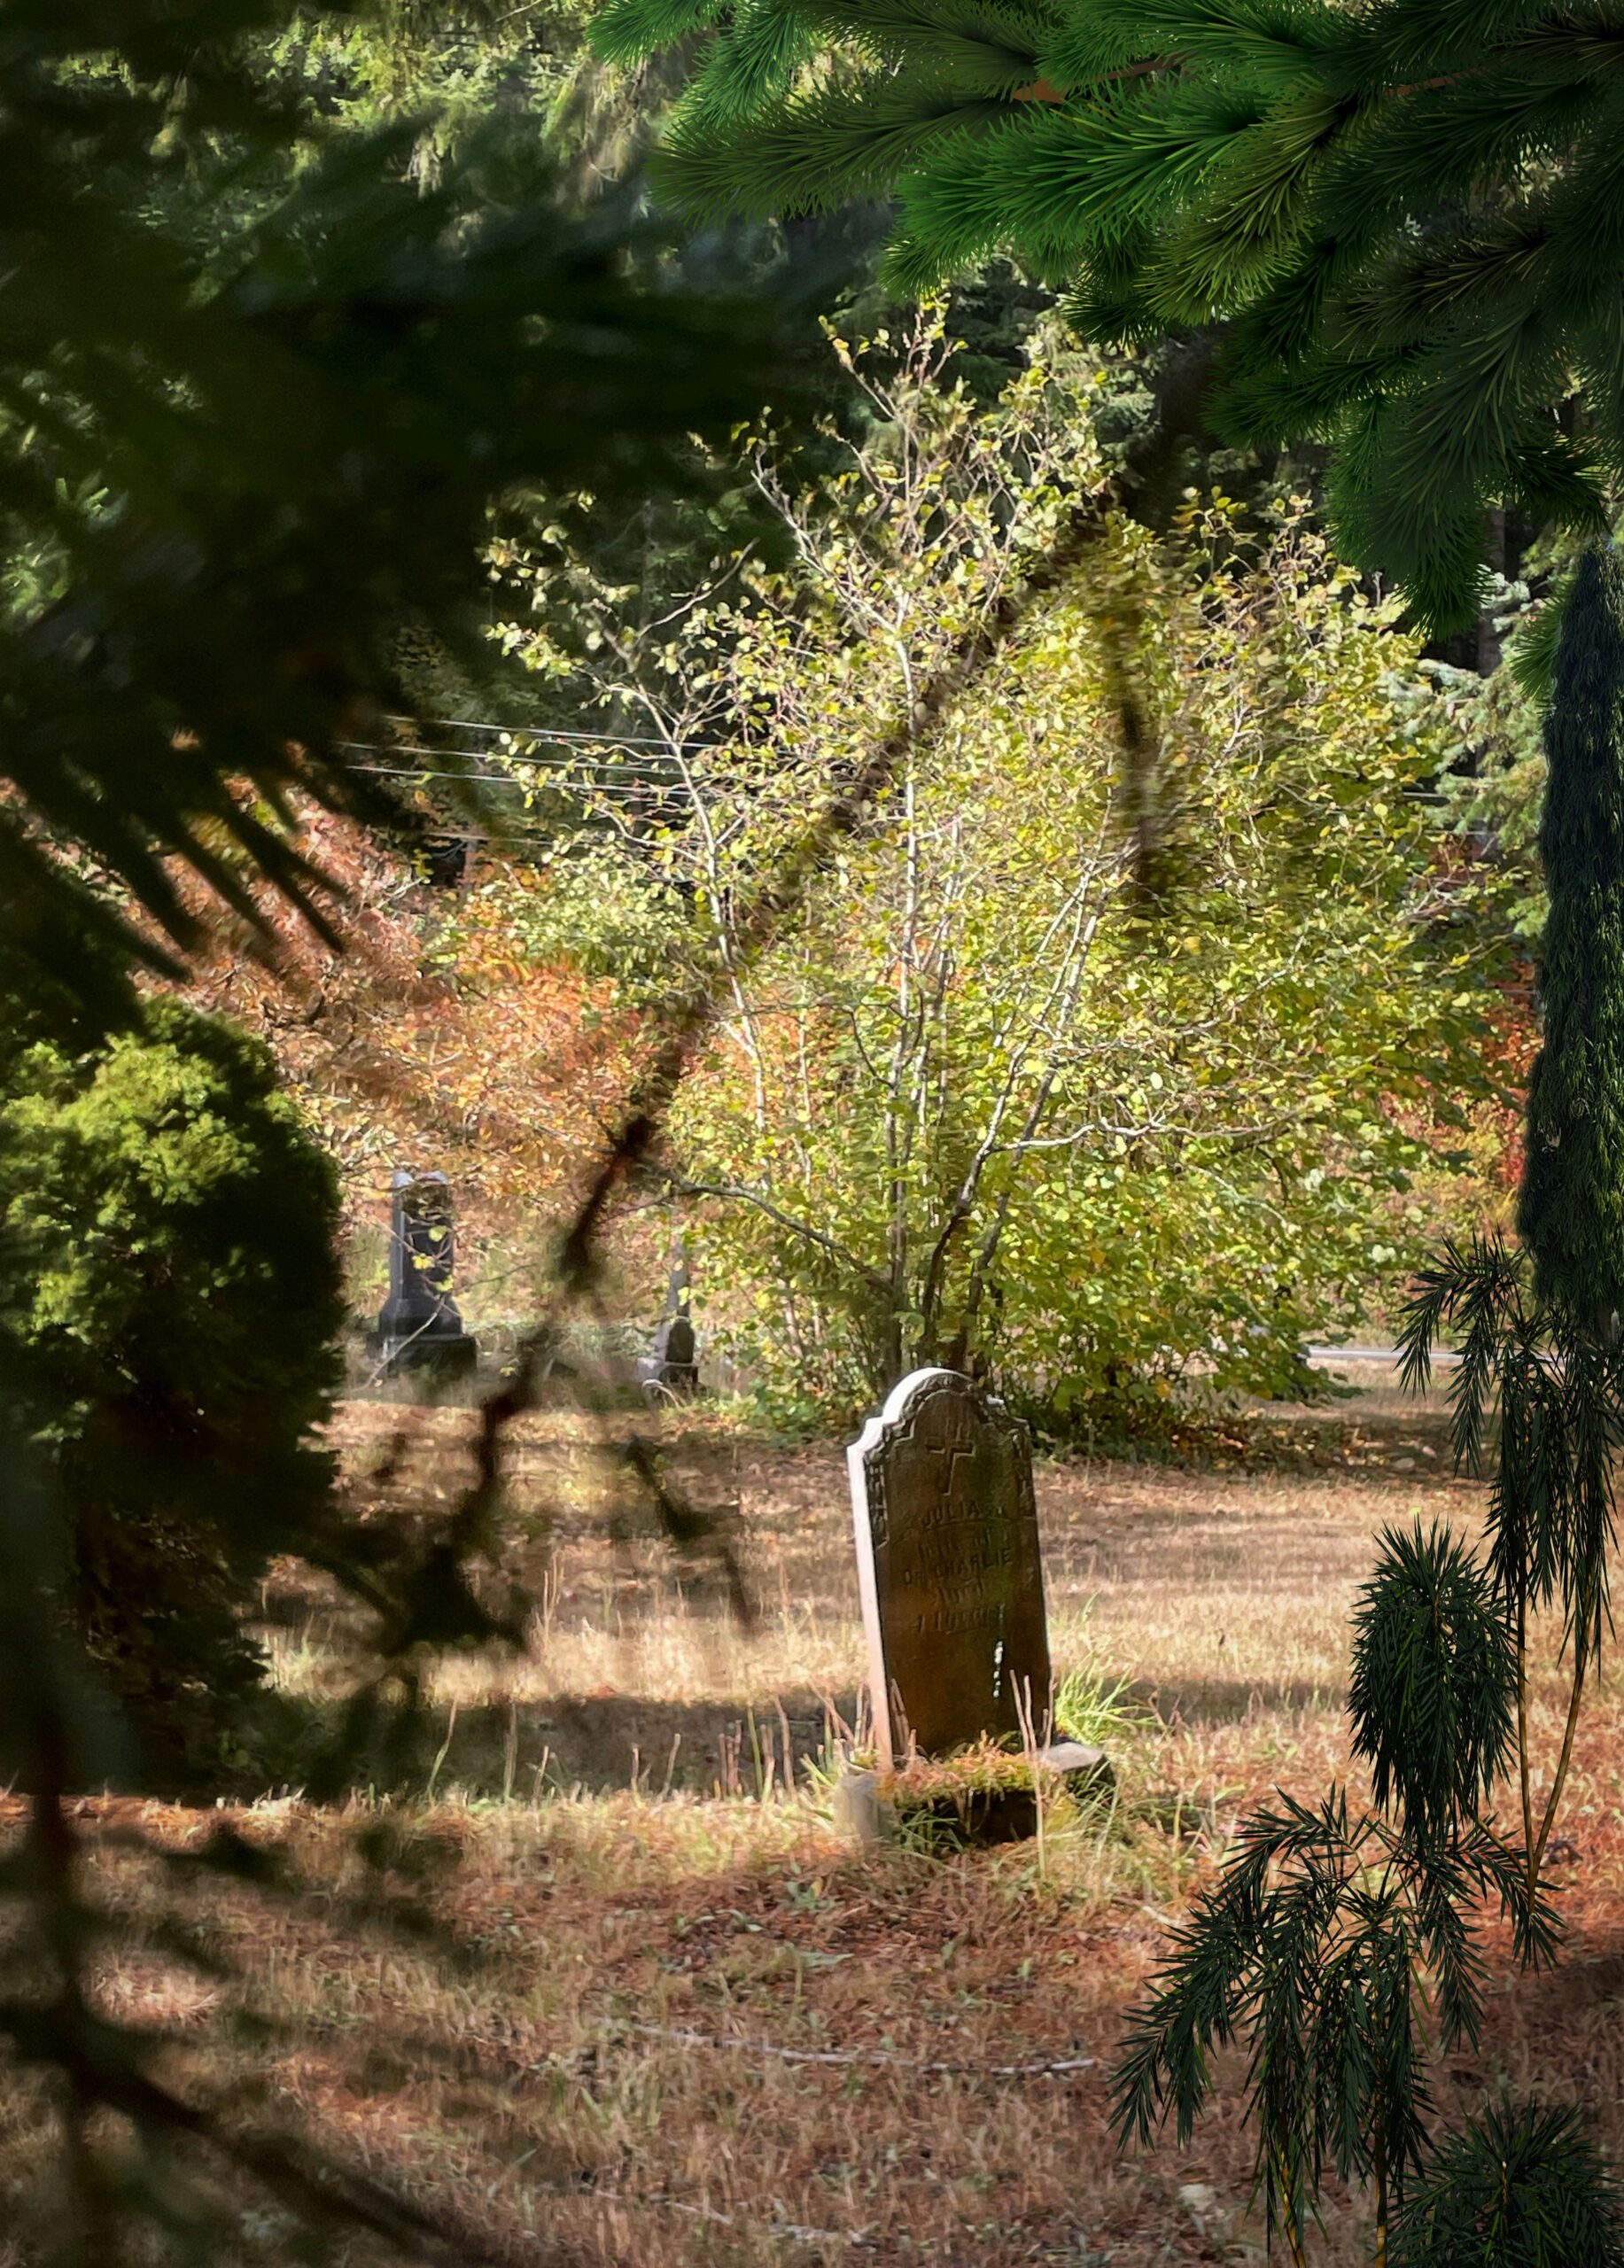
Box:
[616,0,1624,630]
[684,0,821,121]
[894,73,1270,291]
[589,0,729,66]
[1043,0,1335,96]
[1326,54,1619,221]
[1341,0,1608,86]
[815,0,1061,70]
[1143,86,1344,316]
[655,79,1026,220]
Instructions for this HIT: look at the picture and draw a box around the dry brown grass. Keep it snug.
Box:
[10,1368,1624,2266]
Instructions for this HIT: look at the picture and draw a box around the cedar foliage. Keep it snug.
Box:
[0,998,343,1784]
[596,0,1624,628]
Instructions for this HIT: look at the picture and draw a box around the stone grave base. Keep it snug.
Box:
[369,1329,479,1381]
[833,1741,1113,1851]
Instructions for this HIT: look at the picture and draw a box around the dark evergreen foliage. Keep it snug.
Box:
[1391,2099,1624,2267]
[1519,546,1624,1325]
[1112,1790,1555,2255]
[1115,1226,1624,2253]
[0,998,343,1783]
[0,0,786,1024]
[1348,1523,1517,1845]
[1402,1235,1623,1688]
[596,0,1624,627]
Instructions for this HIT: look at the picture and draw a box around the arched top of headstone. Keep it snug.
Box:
[847,1367,1049,1769]
[850,1368,1030,1547]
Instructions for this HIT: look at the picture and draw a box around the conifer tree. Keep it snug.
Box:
[594,0,1624,630]
[0,0,781,1022]
[1519,546,1624,1325]
[1109,547,1624,2255]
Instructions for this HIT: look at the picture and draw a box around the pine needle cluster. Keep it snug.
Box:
[1111,1217,1624,2260]
[595,0,1624,627]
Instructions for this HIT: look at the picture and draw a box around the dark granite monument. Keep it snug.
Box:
[847,1366,1052,1770]
[372,1169,478,1379]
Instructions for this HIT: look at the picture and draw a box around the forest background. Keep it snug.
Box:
[162,0,1546,1440]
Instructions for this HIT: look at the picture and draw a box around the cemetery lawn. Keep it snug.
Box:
[13,1368,1624,2265]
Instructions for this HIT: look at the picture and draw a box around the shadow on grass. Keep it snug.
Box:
[246,1666,1344,1800]
[1133,1674,1343,1726]
[258,1686,865,1803]
[259,1674,1337,1800]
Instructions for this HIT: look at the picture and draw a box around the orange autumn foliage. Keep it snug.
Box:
[152,804,648,1311]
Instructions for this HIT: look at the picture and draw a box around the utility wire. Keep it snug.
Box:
[339,739,683,777]
[389,713,721,752]
[345,763,693,800]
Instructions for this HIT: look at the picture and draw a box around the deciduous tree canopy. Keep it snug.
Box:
[493,323,1497,1417]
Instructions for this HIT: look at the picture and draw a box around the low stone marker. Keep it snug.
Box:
[637,1240,702,1402]
[847,1366,1053,1771]
[638,1310,698,1402]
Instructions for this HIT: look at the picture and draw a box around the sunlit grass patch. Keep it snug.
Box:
[19,1379,1624,2265]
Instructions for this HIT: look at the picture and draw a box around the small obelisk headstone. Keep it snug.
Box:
[847,1367,1053,1771]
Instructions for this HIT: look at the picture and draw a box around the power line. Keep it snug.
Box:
[393,713,722,753]
[344,762,695,800]
[338,738,682,778]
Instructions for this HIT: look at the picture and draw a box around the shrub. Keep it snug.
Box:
[0,998,343,1783]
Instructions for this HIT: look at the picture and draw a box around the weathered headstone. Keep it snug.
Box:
[637,1239,701,1402]
[847,1367,1052,1770]
[640,1311,698,1396]
[372,1169,478,1378]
